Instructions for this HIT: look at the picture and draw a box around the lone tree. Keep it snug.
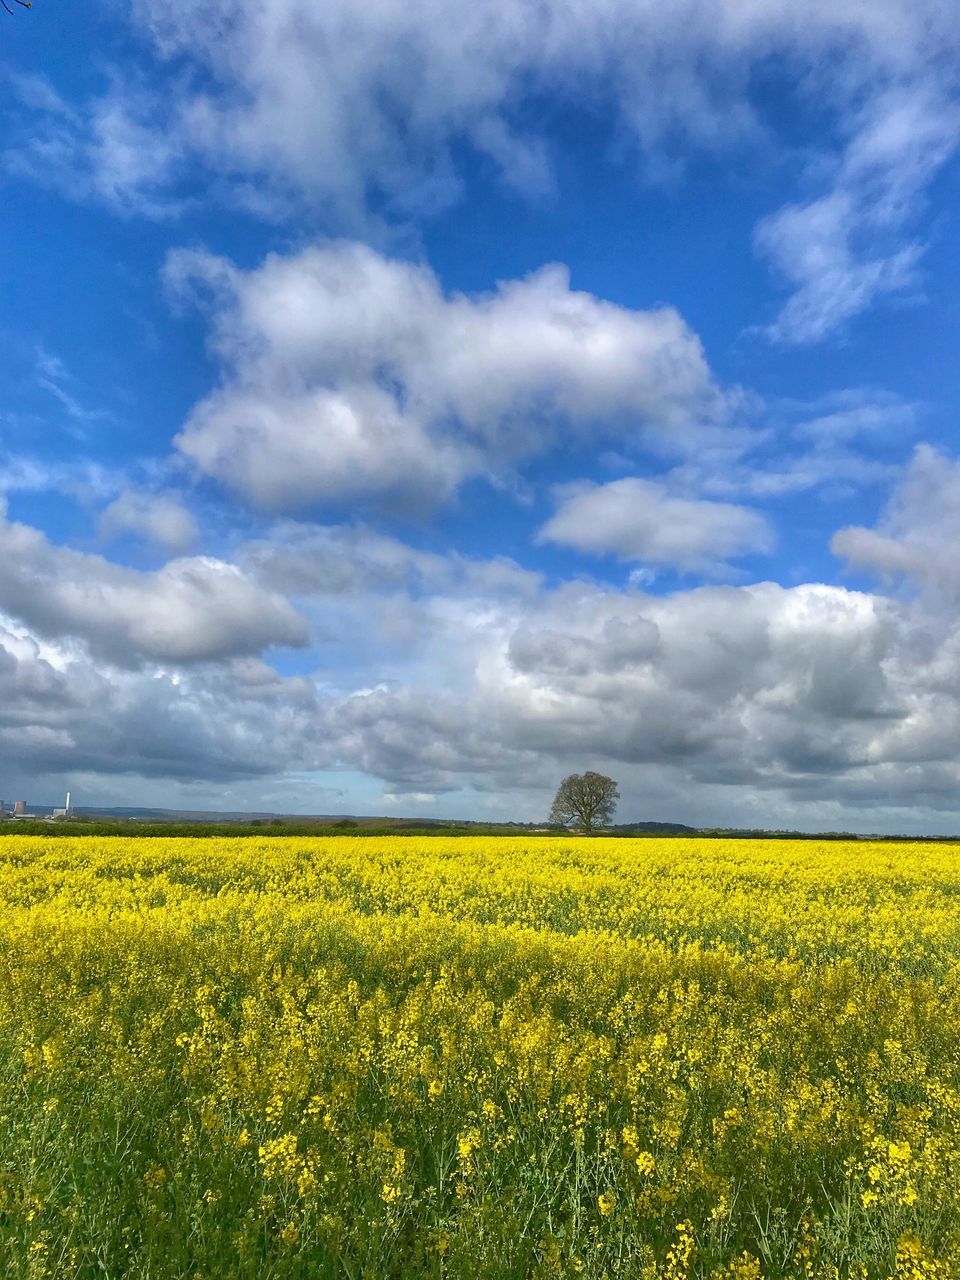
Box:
[549,772,619,833]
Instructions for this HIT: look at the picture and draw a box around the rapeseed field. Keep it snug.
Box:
[0,835,959,1279]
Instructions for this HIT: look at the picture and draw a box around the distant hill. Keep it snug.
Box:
[8,805,699,830]
[76,806,378,823]
[3,806,549,832]
[7,805,454,826]
[610,821,699,835]
[3,806,955,841]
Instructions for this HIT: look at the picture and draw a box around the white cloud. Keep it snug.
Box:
[538,477,774,574]
[6,508,960,827]
[665,387,913,501]
[10,1,959,335]
[238,521,542,602]
[490,580,907,769]
[98,490,200,554]
[832,444,960,598]
[168,242,718,512]
[5,74,185,218]
[756,86,959,342]
[34,345,114,435]
[0,501,307,665]
[383,791,439,807]
[88,1,960,210]
[239,523,447,597]
[234,519,960,810]
[0,621,326,783]
[306,570,960,822]
[793,388,919,444]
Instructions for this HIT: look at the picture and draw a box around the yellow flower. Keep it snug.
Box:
[5,830,960,1274]
[597,1190,616,1216]
[457,1128,482,1161]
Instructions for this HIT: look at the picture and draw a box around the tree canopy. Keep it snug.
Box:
[549,772,619,832]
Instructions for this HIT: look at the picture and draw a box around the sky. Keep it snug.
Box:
[2,1,960,831]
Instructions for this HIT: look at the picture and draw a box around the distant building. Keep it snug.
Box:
[13,801,26,816]
[53,790,73,819]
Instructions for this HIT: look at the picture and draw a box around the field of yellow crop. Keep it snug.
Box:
[1,835,959,1279]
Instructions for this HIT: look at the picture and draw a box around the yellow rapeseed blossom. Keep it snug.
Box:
[278,1220,300,1246]
[0,832,959,1277]
[635,1150,655,1176]
[597,1189,616,1216]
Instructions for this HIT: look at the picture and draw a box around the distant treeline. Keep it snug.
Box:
[1,818,958,841]
[2,819,552,838]
[0,820,473,838]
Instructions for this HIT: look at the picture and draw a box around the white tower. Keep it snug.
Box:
[65,790,71,813]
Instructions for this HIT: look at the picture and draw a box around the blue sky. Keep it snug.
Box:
[2,0,960,830]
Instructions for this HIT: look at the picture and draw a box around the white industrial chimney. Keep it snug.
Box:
[65,790,71,813]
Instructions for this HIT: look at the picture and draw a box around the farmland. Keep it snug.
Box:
[0,835,959,1278]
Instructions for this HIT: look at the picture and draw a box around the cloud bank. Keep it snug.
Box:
[4,489,960,828]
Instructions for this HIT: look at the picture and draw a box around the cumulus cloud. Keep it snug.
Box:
[238,521,542,602]
[832,444,960,597]
[497,581,906,750]
[167,242,718,512]
[7,508,960,826]
[538,478,774,574]
[98,490,200,554]
[305,571,960,820]
[0,621,326,783]
[234,520,960,810]
[0,502,307,665]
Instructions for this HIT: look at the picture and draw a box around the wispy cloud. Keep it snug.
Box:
[7,3,960,342]
[756,86,959,343]
[667,388,916,500]
[5,73,187,219]
[34,347,115,438]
